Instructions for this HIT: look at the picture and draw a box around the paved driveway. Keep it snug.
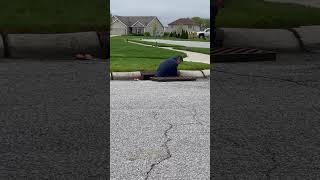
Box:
[141,39,210,48]
[111,80,210,180]
[212,53,320,178]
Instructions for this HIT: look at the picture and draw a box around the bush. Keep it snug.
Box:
[169,32,173,37]
[164,32,170,37]
[180,30,188,39]
[144,32,151,37]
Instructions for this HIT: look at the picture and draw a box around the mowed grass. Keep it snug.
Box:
[217,0,320,28]
[111,36,210,72]
[128,39,210,55]
[0,0,108,33]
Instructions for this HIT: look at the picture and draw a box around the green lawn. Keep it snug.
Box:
[128,39,210,55]
[217,0,320,28]
[0,0,108,33]
[111,36,210,72]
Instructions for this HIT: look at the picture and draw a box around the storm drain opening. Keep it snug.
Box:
[141,71,156,80]
[151,76,196,82]
[212,47,276,62]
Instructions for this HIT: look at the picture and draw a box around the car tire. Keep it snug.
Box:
[198,33,204,38]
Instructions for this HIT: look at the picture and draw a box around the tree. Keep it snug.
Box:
[191,17,210,30]
[203,19,210,29]
[192,17,203,27]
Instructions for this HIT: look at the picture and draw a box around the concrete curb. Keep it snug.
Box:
[111,70,210,80]
[222,28,300,52]
[0,35,4,58]
[6,32,102,59]
[112,71,142,80]
[201,70,210,78]
[179,70,205,78]
[293,26,320,53]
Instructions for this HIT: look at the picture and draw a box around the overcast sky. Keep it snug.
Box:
[111,0,210,26]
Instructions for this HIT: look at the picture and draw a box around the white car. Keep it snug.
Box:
[197,28,210,38]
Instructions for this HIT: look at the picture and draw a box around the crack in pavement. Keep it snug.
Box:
[212,128,280,174]
[264,151,280,180]
[192,108,203,126]
[144,104,208,179]
[212,69,320,93]
[144,123,173,180]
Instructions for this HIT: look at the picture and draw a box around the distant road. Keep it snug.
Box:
[142,39,210,48]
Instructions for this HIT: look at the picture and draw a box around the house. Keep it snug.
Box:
[111,16,164,36]
[167,18,200,33]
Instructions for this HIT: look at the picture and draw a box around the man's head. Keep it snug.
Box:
[175,56,183,64]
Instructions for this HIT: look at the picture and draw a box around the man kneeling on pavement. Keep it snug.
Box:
[156,56,183,77]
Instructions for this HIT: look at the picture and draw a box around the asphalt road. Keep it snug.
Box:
[141,39,210,48]
[212,52,320,179]
[111,80,210,180]
[0,59,109,179]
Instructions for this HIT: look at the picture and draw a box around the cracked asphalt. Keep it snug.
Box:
[111,80,210,180]
[0,59,109,179]
[212,52,320,179]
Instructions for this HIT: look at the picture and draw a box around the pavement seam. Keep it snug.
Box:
[2,33,9,58]
[200,70,206,78]
[144,123,173,180]
[264,151,280,180]
[287,28,309,53]
[213,68,320,93]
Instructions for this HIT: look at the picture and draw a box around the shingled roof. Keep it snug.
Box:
[113,16,158,27]
[168,18,196,25]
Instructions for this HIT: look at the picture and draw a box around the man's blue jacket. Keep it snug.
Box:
[156,57,178,77]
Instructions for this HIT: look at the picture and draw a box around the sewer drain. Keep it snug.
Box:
[212,47,276,62]
[141,71,156,80]
[151,76,196,82]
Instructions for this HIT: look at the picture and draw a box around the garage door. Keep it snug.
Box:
[111,28,126,35]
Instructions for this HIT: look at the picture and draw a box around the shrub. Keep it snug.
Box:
[164,32,170,37]
[144,32,151,37]
[180,30,188,39]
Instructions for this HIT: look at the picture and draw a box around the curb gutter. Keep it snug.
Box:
[111,70,210,80]
[0,32,105,59]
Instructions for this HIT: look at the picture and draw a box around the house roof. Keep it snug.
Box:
[113,16,158,27]
[168,18,196,26]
